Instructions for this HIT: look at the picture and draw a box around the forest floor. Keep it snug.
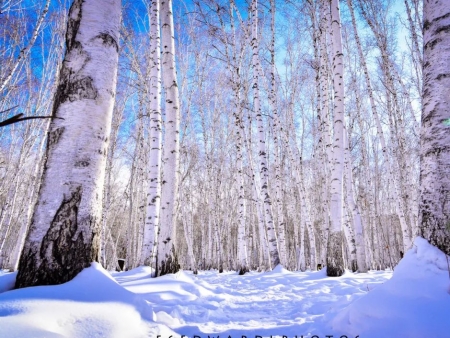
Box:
[0,238,449,338]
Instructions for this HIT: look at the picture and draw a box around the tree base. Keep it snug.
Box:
[326,264,345,277]
[155,249,180,277]
[238,266,249,275]
[350,259,357,272]
[326,231,345,277]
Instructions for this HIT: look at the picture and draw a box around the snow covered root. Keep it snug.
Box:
[331,237,450,337]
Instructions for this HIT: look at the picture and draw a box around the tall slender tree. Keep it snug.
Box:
[140,0,163,270]
[327,0,346,277]
[251,0,280,269]
[156,0,181,276]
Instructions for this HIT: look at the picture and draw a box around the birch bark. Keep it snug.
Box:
[327,0,345,277]
[229,1,249,275]
[419,0,450,255]
[318,0,333,264]
[157,0,181,276]
[15,0,120,288]
[251,0,280,269]
[141,0,162,269]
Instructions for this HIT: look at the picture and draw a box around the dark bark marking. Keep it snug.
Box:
[94,32,119,53]
[436,73,450,81]
[52,0,98,116]
[326,231,345,277]
[424,38,441,50]
[156,245,180,277]
[436,24,450,35]
[238,265,249,275]
[40,186,83,265]
[425,12,450,31]
[58,75,97,104]
[75,160,90,167]
[66,0,83,52]
[48,127,65,147]
[15,186,99,288]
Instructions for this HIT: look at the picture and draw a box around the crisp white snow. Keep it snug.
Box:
[0,237,449,337]
[331,237,450,337]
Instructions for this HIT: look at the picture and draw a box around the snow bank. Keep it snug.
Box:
[331,237,450,337]
[267,264,292,275]
[0,263,173,338]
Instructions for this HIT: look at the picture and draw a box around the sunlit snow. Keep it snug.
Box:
[0,238,449,337]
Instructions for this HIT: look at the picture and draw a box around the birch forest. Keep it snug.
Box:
[0,0,448,287]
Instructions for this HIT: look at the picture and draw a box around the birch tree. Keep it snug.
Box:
[140,0,162,270]
[157,0,181,276]
[419,0,450,255]
[229,0,250,275]
[251,0,280,269]
[327,0,346,277]
[15,0,121,288]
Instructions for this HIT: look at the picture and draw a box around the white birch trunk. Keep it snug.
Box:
[180,192,197,274]
[251,0,279,269]
[232,55,249,274]
[207,210,213,269]
[298,204,306,271]
[301,183,317,270]
[419,0,450,256]
[342,130,362,272]
[15,0,120,288]
[157,0,181,276]
[345,131,368,273]
[141,0,162,270]
[327,0,345,277]
[245,127,269,270]
[318,0,333,265]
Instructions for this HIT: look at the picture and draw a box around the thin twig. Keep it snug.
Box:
[0,105,19,114]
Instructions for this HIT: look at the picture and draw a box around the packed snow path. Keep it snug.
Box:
[113,266,392,337]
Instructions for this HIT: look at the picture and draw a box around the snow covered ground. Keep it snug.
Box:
[0,238,449,337]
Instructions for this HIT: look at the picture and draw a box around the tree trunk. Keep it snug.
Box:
[251,0,280,270]
[141,0,162,270]
[318,0,332,266]
[419,0,450,255]
[15,0,121,288]
[157,0,181,277]
[327,0,345,277]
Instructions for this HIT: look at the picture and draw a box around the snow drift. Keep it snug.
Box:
[331,237,450,337]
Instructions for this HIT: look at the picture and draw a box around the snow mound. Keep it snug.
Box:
[120,269,218,301]
[111,265,153,284]
[331,237,450,338]
[267,264,292,274]
[0,263,172,338]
